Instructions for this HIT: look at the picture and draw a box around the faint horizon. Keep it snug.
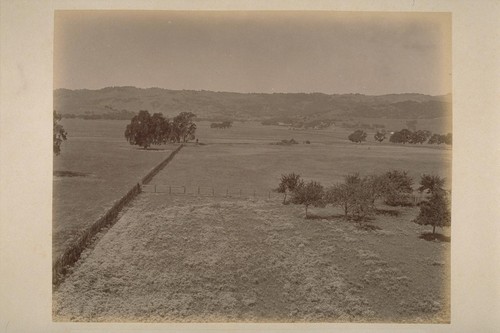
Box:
[53,85,452,97]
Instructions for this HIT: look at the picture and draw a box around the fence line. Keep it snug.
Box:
[143,184,428,204]
[53,144,184,287]
[142,145,184,184]
[142,184,276,200]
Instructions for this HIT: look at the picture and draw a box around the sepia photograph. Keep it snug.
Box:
[50,10,453,323]
[1,0,500,331]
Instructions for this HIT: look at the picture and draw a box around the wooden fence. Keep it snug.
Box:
[142,184,276,200]
[143,184,428,204]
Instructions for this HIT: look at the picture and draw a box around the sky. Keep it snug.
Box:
[54,11,451,95]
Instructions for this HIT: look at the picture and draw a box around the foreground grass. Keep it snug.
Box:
[53,193,449,322]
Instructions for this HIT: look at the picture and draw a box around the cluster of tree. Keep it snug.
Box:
[210,121,233,129]
[124,110,197,149]
[62,110,136,120]
[389,129,452,145]
[276,171,451,235]
[53,110,67,156]
[389,129,432,144]
[276,170,415,219]
[348,128,452,145]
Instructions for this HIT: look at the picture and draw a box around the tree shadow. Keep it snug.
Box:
[53,170,90,178]
[355,223,382,231]
[418,232,451,243]
[305,213,344,220]
[135,147,171,151]
[375,208,401,217]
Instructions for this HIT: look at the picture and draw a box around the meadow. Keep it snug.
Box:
[53,118,451,322]
[153,121,451,195]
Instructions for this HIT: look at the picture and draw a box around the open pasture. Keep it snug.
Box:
[53,119,178,261]
[54,118,451,322]
[152,140,451,196]
[53,193,450,322]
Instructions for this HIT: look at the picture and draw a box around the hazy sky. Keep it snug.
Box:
[54,11,451,95]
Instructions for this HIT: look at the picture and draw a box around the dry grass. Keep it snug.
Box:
[54,193,449,322]
[54,119,450,322]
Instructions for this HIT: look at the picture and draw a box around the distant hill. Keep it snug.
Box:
[54,87,451,122]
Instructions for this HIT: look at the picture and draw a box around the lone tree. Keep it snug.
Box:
[291,181,325,218]
[348,130,367,143]
[53,110,67,156]
[374,131,386,143]
[413,191,451,235]
[276,173,303,204]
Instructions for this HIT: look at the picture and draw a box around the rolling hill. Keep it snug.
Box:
[54,87,451,124]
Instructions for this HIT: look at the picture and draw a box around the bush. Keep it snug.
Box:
[348,130,367,143]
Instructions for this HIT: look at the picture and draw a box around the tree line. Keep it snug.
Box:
[348,129,452,145]
[276,171,450,236]
[124,110,197,149]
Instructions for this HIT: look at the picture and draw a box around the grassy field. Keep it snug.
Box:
[53,194,450,322]
[152,123,451,195]
[54,118,451,322]
[53,119,179,261]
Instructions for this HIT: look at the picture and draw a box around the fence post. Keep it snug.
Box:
[154,184,157,193]
[226,188,229,197]
[169,186,171,195]
[183,186,186,194]
[253,190,256,198]
[240,189,242,196]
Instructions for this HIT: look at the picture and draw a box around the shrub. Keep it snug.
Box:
[348,130,367,143]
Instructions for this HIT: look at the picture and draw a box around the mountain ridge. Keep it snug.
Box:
[54,86,451,121]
